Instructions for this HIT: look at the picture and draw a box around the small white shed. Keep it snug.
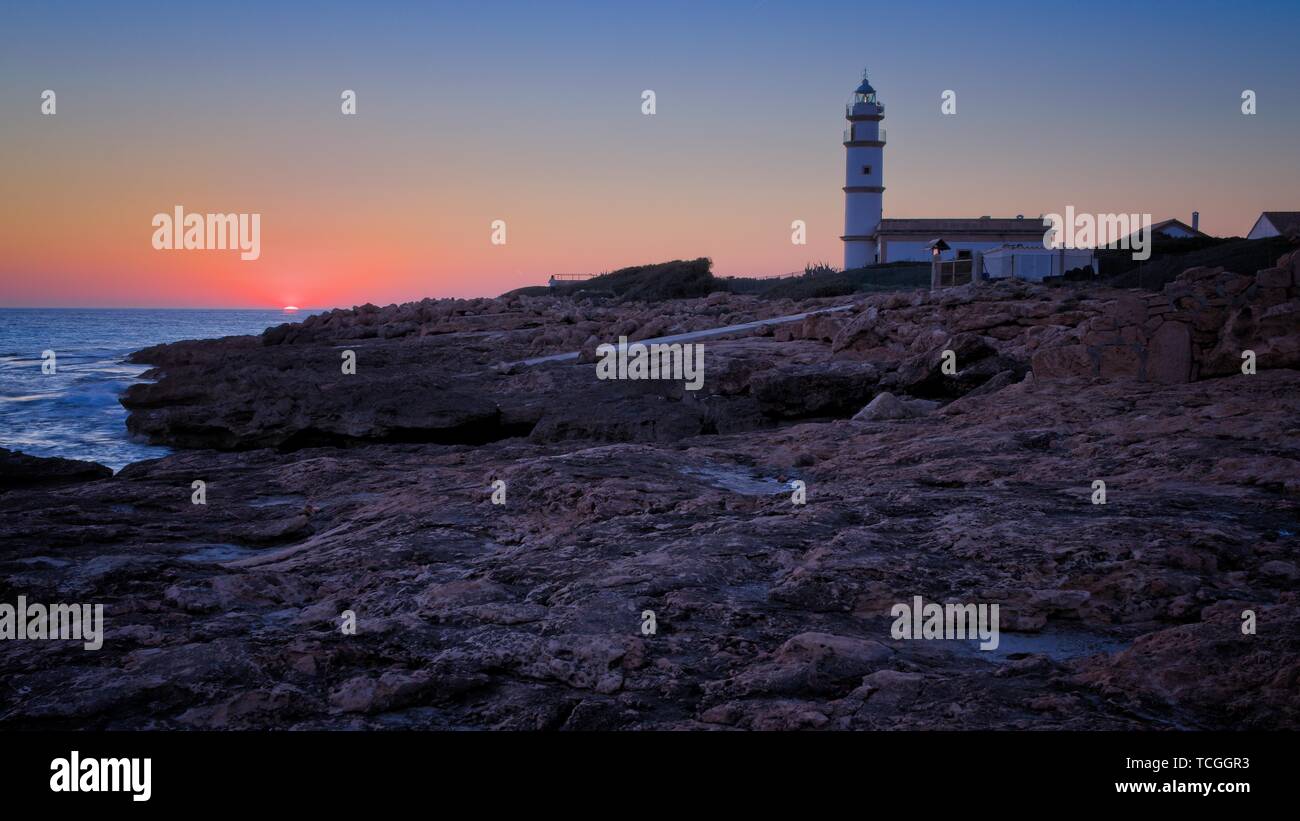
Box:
[980,245,1095,282]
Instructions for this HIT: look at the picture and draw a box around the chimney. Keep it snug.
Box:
[1192,211,1200,232]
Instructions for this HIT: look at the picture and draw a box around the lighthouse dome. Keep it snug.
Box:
[851,71,880,107]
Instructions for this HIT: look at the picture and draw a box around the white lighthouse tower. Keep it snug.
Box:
[842,71,885,269]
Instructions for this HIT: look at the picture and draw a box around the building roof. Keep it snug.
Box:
[1148,218,1209,238]
[1259,211,1300,234]
[874,217,1046,237]
[984,244,1095,255]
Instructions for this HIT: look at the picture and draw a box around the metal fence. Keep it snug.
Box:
[934,259,973,288]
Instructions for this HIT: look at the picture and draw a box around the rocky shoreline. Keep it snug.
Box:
[2,252,1298,730]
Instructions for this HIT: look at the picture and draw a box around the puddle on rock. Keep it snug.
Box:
[680,465,796,496]
[719,582,771,603]
[181,543,262,563]
[13,556,72,568]
[245,495,307,509]
[954,625,1132,662]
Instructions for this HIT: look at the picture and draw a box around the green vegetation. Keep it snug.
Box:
[503,258,717,301]
[753,261,930,299]
[584,257,716,300]
[1100,236,1295,290]
[504,235,1296,302]
[505,258,931,302]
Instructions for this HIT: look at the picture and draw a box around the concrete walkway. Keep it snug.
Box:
[511,303,855,367]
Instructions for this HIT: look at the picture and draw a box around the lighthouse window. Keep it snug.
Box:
[861,165,873,175]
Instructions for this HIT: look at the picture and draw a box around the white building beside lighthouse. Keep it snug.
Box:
[841,71,1046,271]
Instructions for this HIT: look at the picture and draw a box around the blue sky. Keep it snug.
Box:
[2,0,1297,305]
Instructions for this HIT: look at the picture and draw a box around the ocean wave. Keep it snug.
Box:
[0,393,53,403]
[0,307,287,470]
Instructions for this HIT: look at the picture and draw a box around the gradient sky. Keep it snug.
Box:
[2,0,1298,308]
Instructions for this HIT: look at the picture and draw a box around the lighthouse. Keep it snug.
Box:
[842,71,885,269]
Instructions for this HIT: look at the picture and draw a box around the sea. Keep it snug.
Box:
[0,308,304,471]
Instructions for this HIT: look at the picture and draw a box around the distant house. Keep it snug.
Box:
[1246,211,1300,240]
[1114,213,1209,251]
[872,217,1047,263]
[1149,217,1209,239]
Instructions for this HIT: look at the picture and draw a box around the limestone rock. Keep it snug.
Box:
[851,391,935,422]
[0,447,112,491]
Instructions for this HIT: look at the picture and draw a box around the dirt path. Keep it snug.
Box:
[511,303,855,367]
